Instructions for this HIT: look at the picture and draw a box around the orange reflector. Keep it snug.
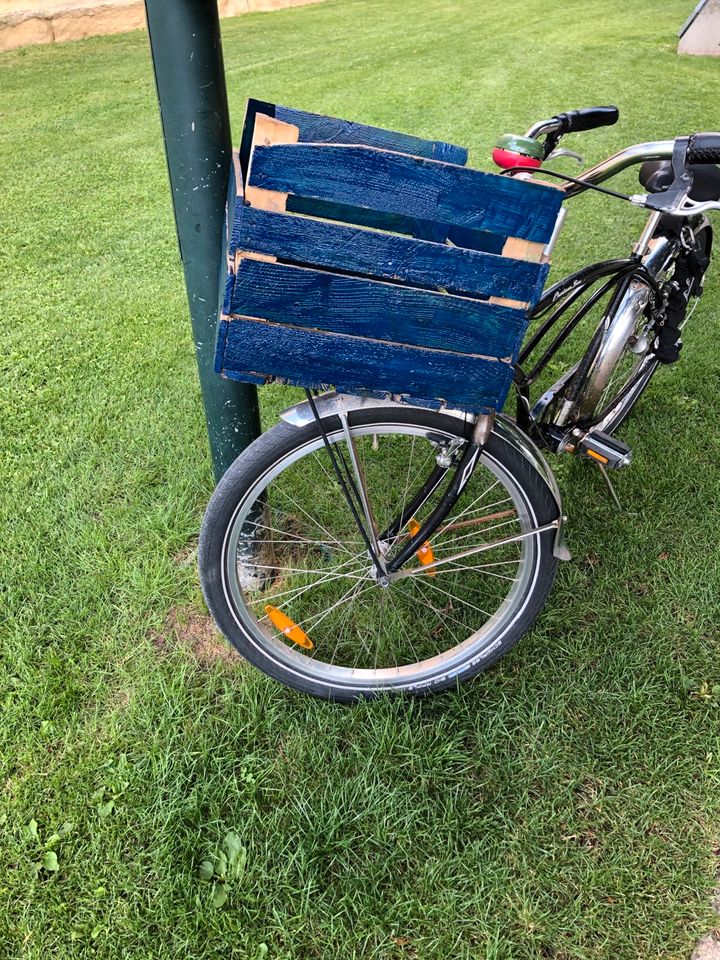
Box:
[264,605,313,649]
[408,518,436,575]
[586,448,609,465]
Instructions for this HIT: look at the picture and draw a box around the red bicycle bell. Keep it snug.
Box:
[492,133,544,170]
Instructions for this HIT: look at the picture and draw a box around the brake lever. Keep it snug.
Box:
[545,148,585,165]
[630,136,694,214]
[630,194,720,217]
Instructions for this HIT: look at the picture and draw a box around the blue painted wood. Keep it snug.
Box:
[248,143,563,244]
[238,98,468,178]
[230,205,548,302]
[286,199,525,250]
[274,104,468,165]
[214,319,267,384]
[217,316,514,413]
[227,259,528,359]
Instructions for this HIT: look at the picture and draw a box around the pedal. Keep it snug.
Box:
[577,431,632,470]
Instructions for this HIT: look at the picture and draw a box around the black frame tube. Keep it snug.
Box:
[144,0,260,481]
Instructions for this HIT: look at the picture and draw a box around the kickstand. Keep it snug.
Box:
[596,462,623,511]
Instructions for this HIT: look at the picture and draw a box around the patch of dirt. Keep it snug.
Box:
[152,604,239,669]
[172,539,198,567]
[692,933,720,960]
[108,688,132,712]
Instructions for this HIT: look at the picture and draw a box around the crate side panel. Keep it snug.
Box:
[234,206,546,302]
[219,317,513,412]
[248,143,563,244]
[230,259,527,359]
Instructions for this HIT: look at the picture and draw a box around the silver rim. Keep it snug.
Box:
[219,418,543,694]
[594,356,658,432]
[575,278,656,422]
[594,287,701,432]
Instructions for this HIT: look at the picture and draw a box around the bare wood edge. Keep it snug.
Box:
[501,237,545,263]
[486,236,546,309]
[245,113,300,212]
[234,250,278,270]
[489,294,527,309]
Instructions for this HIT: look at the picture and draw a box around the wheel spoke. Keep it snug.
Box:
[219,417,545,685]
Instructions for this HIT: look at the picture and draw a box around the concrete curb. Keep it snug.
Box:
[0,0,326,52]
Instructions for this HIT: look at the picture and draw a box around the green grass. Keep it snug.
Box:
[1,0,720,956]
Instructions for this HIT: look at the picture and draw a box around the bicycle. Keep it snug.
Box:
[199,107,719,701]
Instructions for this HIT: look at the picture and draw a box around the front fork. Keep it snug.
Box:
[294,394,569,576]
[384,414,494,574]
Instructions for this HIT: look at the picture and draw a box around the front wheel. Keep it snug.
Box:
[199,406,559,701]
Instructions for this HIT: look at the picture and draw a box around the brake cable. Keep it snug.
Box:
[499,165,635,202]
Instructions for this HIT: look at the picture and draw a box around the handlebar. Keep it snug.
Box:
[561,141,674,196]
[553,106,620,135]
[544,136,720,216]
[525,105,619,141]
[514,108,720,216]
[687,132,720,165]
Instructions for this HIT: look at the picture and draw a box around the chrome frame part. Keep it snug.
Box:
[337,411,386,575]
[561,141,674,197]
[525,117,563,139]
[570,278,652,421]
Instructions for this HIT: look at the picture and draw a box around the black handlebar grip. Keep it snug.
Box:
[553,106,620,135]
[687,132,720,164]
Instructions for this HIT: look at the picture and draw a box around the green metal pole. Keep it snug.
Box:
[144,0,261,482]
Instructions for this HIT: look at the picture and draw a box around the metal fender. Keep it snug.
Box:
[280,392,570,561]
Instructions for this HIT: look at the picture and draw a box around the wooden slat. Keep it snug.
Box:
[228,259,528,360]
[216,316,514,413]
[238,98,468,177]
[231,205,549,302]
[285,195,451,244]
[247,143,564,244]
[274,103,469,165]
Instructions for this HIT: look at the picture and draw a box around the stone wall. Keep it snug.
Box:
[0,0,326,52]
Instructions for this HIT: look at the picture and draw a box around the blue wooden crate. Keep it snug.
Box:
[215,100,564,414]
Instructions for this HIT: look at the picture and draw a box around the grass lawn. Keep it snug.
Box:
[2,0,720,956]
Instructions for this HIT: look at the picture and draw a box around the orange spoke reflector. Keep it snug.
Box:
[407,518,436,576]
[264,605,313,649]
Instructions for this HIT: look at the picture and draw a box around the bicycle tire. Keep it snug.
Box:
[199,406,559,701]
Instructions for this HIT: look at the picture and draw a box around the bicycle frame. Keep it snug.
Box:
[515,207,712,448]
[284,138,714,577]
